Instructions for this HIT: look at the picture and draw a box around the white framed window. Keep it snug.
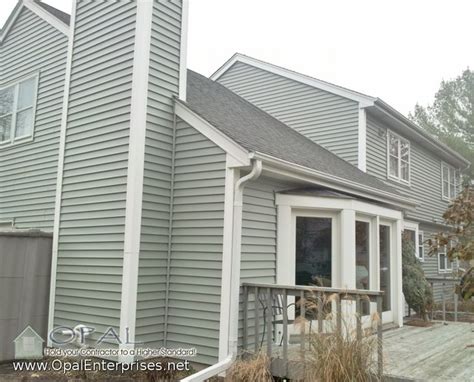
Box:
[0,74,38,146]
[438,248,453,273]
[441,162,460,201]
[387,130,410,184]
[418,231,424,261]
[403,221,423,260]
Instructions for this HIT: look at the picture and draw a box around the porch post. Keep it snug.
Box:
[340,209,356,289]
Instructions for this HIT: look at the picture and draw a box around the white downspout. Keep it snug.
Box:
[182,159,262,382]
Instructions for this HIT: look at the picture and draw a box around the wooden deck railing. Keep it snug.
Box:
[241,282,384,379]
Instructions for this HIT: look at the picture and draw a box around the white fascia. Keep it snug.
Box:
[47,0,77,347]
[250,151,417,210]
[23,0,69,35]
[119,0,154,363]
[358,107,367,172]
[174,100,250,167]
[211,53,376,107]
[178,0,189,101]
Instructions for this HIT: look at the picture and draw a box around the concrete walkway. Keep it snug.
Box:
[384,321,473,381]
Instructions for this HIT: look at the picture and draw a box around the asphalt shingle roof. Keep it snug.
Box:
[186,70,401,196]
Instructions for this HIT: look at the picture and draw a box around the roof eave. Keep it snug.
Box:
[371,99,470,168]
[249,151,418,211]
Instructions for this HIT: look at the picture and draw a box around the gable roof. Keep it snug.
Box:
[212,53,469,168]
[0,0,69,44]
[185,70,414,208]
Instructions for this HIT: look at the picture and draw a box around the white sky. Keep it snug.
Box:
[2,0,473,116]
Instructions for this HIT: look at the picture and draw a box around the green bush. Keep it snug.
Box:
[402,239,433,320]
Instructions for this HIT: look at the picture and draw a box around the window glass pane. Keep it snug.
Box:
[442,165,449,182]
[400,141,409,161]
[418,233,424,259]
[443,181,449,198]
[17,78,36,110]
[0,115,12,142]
[0,86,14,115]
[379,225,391,311]
[439,254,446,270]
[295,217,332,287]
[356,221,370,289]
[403,229,416,251]
[14,108,33,138]
[401,161,409,181]
[389,156,399,177]
[389,135,398,156]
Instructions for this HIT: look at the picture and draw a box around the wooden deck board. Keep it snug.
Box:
[269,321,473,381]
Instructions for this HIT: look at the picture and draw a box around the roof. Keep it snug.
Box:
[212,53,469,168]
[34,1,70,25]
[186,70,404,198]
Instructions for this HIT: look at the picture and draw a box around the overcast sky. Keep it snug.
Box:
[2,0,473,115]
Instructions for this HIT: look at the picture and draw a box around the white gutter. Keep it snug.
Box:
[181,160,263,382]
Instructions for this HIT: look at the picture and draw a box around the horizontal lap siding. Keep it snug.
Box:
[135,0,182,347]
[239,177,296,349]
[0,8,67,230]
[217,62,360,166]
[166,119,226,365]
[54,1,136,339]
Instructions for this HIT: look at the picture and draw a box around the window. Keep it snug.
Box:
[388,131,410,183]
[438,248,453,273]
[418,232,424,261]
[0,75,38,145]
[441,163,460,200]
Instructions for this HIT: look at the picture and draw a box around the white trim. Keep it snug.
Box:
[211,53,376,107]
[47,0,77,346]
[178,0,189,101]
[0,2,22,44]
[24,0,69,36]
[441,161,460,201]
[119,0,154,363]
[253,151,416,210]
[174,100,250,167]
[0,73,40,147]
[218,161,237,362]
[358,107,367,172]
[418,231,425,262]
[403,221,422,261]
[387,129,411,185]
[438,251,453,273]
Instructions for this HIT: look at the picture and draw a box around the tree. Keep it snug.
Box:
[402,237,433,320]
[409,68,474,179]
[428,186,474,300]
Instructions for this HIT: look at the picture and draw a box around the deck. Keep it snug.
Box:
[384,321,473,381]
[268,321,473,381]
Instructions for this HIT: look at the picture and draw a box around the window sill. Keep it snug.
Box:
[0,135,34,149]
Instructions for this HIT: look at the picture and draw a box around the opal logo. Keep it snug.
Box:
[14,326,44,359]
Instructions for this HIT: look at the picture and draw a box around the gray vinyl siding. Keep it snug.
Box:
[217,62,360,166]
[54,1,136,339]
[239,177,296,350]
[0,7,68,230]
[135,0,183,347]
[166,119,226,365]
[366,115,452,223]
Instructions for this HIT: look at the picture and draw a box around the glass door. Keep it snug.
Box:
[379,224,393,321]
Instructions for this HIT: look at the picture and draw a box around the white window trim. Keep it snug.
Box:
[418,231,424,261]
[403,221,423,261]
[0,72,39,147]
[438,250,453,273]
[386,130,410,185]
[441,161,460,201]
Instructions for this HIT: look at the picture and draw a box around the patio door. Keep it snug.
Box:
[379,223,393,322]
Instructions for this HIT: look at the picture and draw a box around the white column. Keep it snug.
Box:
[393,219,403,326]
[340,209,356,289]
[276,205,293,285]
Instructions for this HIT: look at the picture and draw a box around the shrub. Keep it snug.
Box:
[226,352,273,382]
[402,239,433,320]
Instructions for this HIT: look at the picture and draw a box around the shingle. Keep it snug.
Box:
[186,69,401,196]
[35,1,70,25]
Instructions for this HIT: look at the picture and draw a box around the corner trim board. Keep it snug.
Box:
[47,0,77,346]
[119,0,154,362]
[358,107,367,172]
[178,0,189,101]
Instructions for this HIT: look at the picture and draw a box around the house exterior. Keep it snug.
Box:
[0,0,468,377]
[211,54,470,300]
